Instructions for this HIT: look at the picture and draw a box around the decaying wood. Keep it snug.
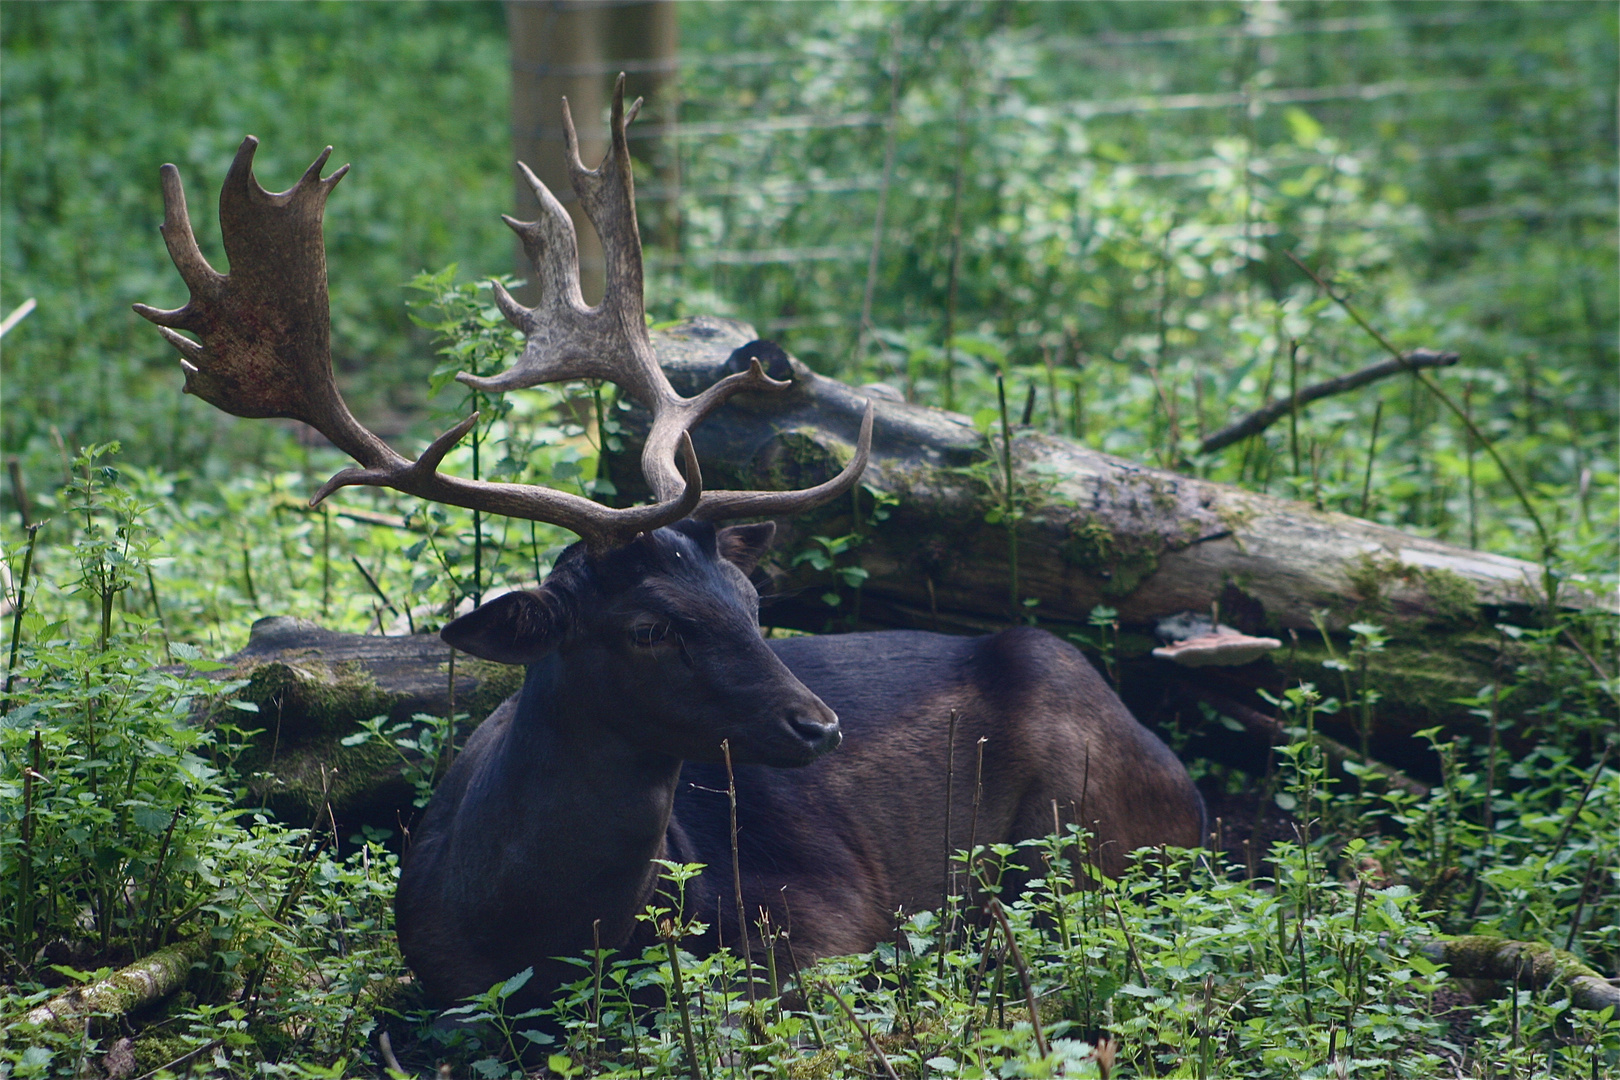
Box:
[618,319,1588,635]
[19,934,208,1032]
[205,616,521,829]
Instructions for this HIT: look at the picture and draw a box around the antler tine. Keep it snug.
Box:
[463,75,666,404]
[637,359,791,503]
[456,74,873,521]
[507,162,583,318]
[137,164,225,318]
[562,76,647,326]
[134,137,382,461]
[693,401,876,523]
[457,161,634,396]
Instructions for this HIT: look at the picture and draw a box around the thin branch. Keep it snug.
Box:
[1285,251,1554,575]
[1562,627,1619,705]
[1549,740,1614,858]
[819,979,902,1080]
[720,739,756,1004]
[1201,348,1457,454]
[22,934,208,1031]
[986,898,1049,1058]
[351,557,401,625]
[1194,687,1430,798]
[377,1031,409,1080]
[0,297,36,338]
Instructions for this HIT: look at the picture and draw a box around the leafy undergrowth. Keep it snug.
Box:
[2,4,1616,1073]
[381,833,1615,1080]
[0,449,1615,1078]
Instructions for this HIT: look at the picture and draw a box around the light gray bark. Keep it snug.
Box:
[623,318,1593,638]
[20,934,208,1032]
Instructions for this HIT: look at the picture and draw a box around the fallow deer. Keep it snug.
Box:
[136,76,1204,1011]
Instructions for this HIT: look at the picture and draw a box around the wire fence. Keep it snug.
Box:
[632,1,1612,380]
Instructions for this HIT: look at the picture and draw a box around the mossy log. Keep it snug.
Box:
[19,934,208,1033]
[622,319,1595,634]
[1424,935,1620,1012]
[206,616,522,830]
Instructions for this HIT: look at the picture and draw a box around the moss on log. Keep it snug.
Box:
[204,616,522,830]
[19,934,208,1032]
[1425,935,1620,1012]
[624,319,1598,631]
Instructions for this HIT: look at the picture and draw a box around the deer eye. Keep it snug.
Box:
[631,622,670,647]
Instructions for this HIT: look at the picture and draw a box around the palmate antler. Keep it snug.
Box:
[135,74,872,554]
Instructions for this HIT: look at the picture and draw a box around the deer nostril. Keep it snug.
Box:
[788,712,841,750]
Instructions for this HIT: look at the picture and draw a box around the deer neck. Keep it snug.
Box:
[461,653,684,943]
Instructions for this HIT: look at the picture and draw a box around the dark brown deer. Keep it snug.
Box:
[136,77,1204,1011]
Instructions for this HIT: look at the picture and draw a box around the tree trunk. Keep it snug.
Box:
[508,0,678,303]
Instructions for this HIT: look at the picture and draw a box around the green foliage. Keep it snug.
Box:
[660,1,1618,568]
[0,371,1612,1080]
[0,464,408,1076]
[2,1,511,475]
[4,2,1614,568]
[787,483,893,617]
[340,712,460,810]
[0,4,1616,1076]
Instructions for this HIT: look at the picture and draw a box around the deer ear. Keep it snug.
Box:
[716,522,776,575]
[441,589,564,665]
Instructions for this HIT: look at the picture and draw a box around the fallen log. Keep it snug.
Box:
[618,319,1595,634]
[1424,935,1620,1013]
[600,318,1613,767]
[203,616,522,828]
[206,616,1432,833]
[18,933,208,1033]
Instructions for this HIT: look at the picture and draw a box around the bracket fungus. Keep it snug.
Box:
[1152,613,1281,668]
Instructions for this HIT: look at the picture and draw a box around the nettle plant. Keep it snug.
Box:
[0,453,413,1077]
[393,692,1615,1080]
[0,446,253,967]
[414,829,1602,1078]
